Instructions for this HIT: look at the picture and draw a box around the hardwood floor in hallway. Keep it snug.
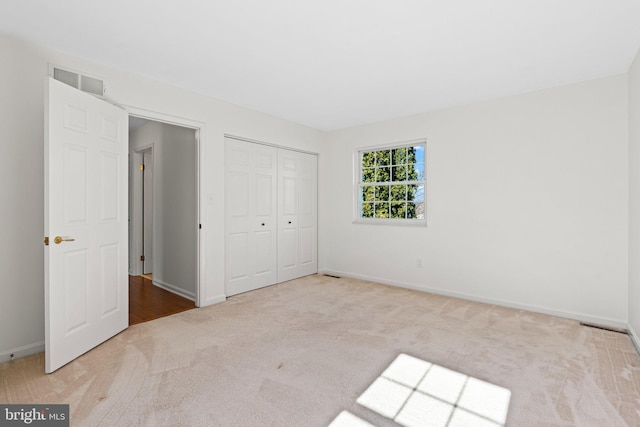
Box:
[129,275,196,325]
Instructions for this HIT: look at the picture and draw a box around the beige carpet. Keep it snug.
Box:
[1,275,639,426]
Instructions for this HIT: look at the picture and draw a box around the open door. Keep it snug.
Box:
[44,78,129,373]
[142,149,153,274]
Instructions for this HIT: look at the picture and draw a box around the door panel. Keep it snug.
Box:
[100,244,120,315]
[300,226,313,265]
[277,149,318,282]
[229,172,250,217]
[225,138,277,296]
[63,146,88,223]
[254,230,274,274]
[64,104,88,132]
[299,177,313,215]
[255,174,273,216]
[101,153,119,221]
[280,228,297,270]
[45,77,128,373]
[63,250,89,332]
[282,177,297,215]
[228,232,250,281]
[100,115,120,141]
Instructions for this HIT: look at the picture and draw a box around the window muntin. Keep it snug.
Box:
[357,142,425,223]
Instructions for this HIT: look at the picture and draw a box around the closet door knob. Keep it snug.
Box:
[261,223,265,226]
[288,221,292,224]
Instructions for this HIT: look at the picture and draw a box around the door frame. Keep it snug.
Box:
[127,106,205,307]
[129,144,154,277]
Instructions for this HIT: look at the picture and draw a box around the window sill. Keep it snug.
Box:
[352,218,427,227]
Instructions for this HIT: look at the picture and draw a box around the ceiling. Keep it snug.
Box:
[1,1,640,131]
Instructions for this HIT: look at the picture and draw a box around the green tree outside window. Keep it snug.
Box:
[358,142,425,221]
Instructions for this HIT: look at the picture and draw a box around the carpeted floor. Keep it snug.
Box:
[1,275,639,426]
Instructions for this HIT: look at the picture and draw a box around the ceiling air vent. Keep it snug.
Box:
[52,66,105,97]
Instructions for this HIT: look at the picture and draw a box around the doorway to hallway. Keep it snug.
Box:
[129,275,195,325]
[128,116,199,323]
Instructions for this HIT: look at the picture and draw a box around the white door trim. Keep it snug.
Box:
[224,134,318,156]
[129,144,154,277]
[125,106,205,307]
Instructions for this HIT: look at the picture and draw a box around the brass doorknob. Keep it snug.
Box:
[54,236,75,244]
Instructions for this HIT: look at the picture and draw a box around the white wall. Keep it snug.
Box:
[322,75,629,327]
[156,123,197,298]
[0,34,325,362]
[0,37,47,361]
[629,47,640,349]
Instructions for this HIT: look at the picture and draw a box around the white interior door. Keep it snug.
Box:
[142,149,153,274]
[278,149,318,282]
[44,78,129,373]
[225,138,277,296]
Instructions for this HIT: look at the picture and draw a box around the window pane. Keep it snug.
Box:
[412,145,425,163]
[390,185,406,201]
[392,165,407,182]
[361,202,374,218]
[390,202,407,218]
[408,184,425,203]
[375,185,389,201]
[375,166,390,182]
[362,151,376,168]
[375,150,390,166]
[362,167,375,183]
[406,147,417,165]
[361,185,374,202]
[392,147,407,165]
[406,202,417,219]
[414,202,425,219]
[414,164,425,180]
[374,202,389,218]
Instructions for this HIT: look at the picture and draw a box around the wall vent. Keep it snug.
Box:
[51,66,105,97]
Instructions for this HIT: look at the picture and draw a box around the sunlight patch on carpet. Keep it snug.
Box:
[329,411,375,427]
[330,353,511,427]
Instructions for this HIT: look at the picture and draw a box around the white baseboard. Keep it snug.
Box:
[629,324,640,357]
[318,269,628,330]
[201,294,227,307]
[153,279,196,301]
[0,341,44,364]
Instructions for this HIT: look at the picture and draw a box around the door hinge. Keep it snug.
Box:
[44,236,49,246]
[140,164,145,171]
[140,255,145,261]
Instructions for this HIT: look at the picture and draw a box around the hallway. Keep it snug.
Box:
[129,275,196,325]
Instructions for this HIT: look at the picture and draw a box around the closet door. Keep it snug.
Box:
[278,149,318,282]
[225,138,277,296]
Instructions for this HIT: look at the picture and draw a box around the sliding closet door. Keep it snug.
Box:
[278,149,318,282]
[225,138,278,296]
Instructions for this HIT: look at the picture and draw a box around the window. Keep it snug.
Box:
[356,140,426,224]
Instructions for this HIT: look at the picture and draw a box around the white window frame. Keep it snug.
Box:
[353,139,427,226]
